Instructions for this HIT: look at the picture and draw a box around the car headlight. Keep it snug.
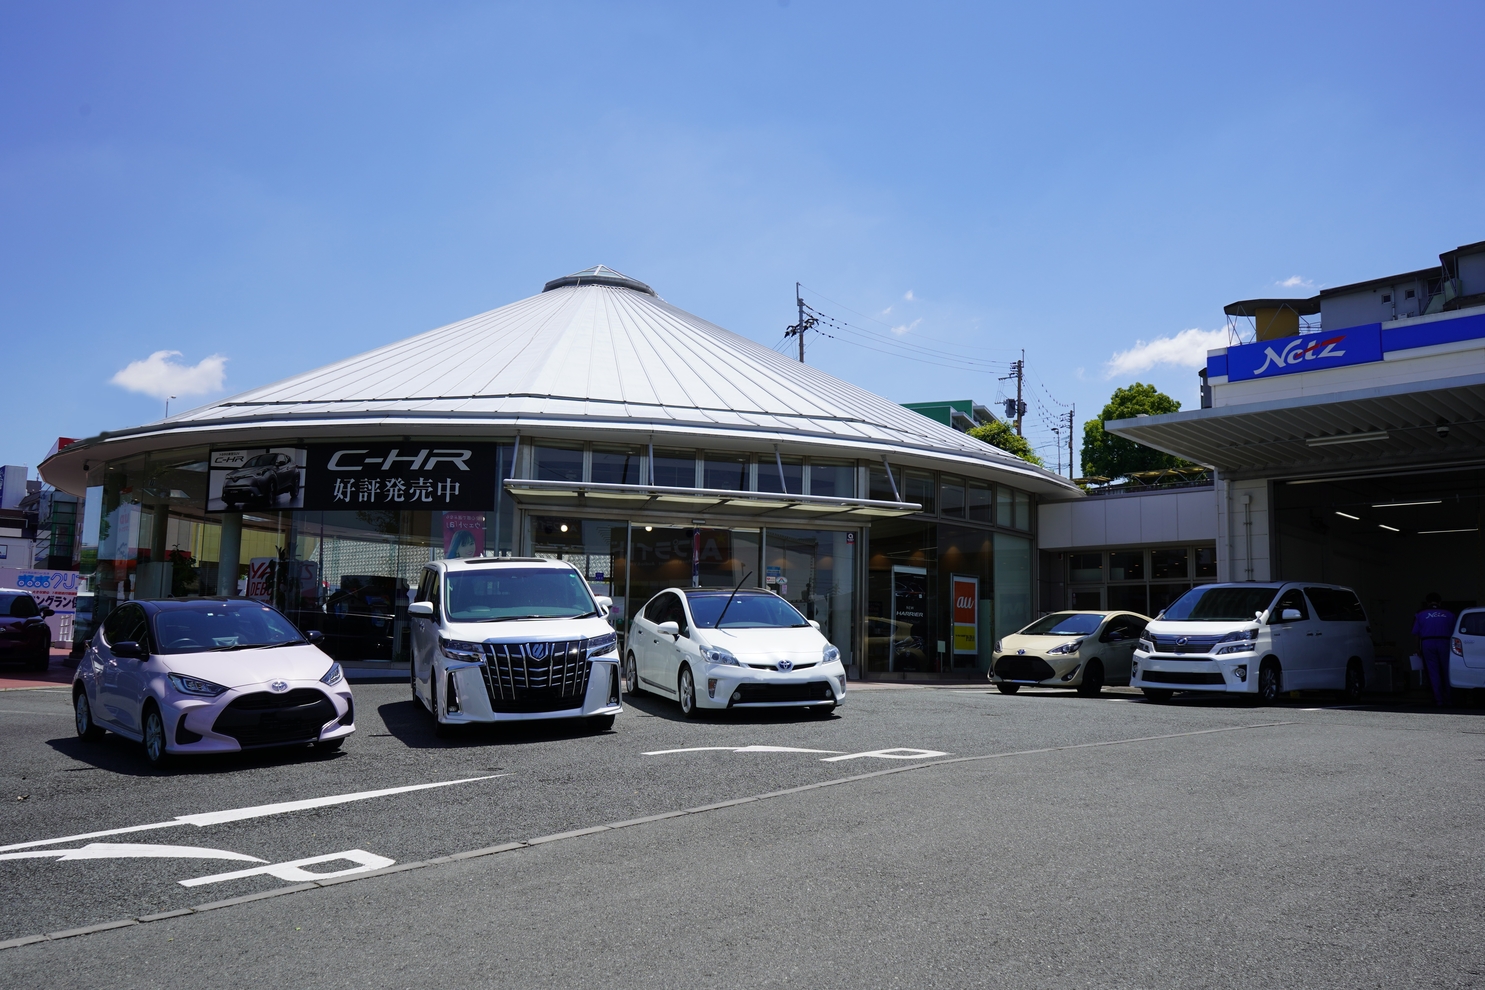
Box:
[320,662,344,686]
[1137,638,1155,653]
[1046,638,1083,655]
[993,639,1003,653]
[440,638,485,662]
[1213,629,1256,655]
[701,645,741,667]
[585,632,618,658]
[168,673,228,697]
[822,644,841,665]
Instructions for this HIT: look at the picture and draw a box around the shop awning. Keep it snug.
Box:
[503,479,921,521]
[1106,373,1485,479]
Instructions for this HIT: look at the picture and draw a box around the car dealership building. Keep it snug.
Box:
[40,267,1079,679]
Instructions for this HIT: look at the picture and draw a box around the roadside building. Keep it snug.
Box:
[40,267,1079,679]
[1106,240,1485,671]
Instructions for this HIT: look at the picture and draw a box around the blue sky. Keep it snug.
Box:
[4,1,1482,478]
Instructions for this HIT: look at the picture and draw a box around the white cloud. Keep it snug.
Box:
[880,305,893,316]
[903,289,915,301]
[111,350,228,399]
[1104,328,1229,378]
[891,318,922,336]
[1277,275,1314,289]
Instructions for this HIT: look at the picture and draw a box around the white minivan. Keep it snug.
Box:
[1131,582,1374,704]
[408,556,622,733]
[1451,608,1485,692]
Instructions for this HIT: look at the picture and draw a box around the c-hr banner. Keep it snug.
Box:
[207,448,308,511]
[299,443,500,511]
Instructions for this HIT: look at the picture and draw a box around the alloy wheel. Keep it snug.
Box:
[143,709,167,764]
[679,667,697,717]
[624,653,640,695]
[1258,662,1282,704]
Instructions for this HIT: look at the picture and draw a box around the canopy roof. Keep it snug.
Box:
[42,268,1076,495]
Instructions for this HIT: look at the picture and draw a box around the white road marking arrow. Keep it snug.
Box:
[643,745,845,756]
[180,849,396,887]
[820,748,948,762]
[0,775,509,853]
[0,842,267,864]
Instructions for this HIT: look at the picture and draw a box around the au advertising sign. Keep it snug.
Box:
[951,574,978,655]
[209,444,499,512]
[1224,324,1384,382]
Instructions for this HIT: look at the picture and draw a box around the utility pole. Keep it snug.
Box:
[784,283,816,363]
[999,352,1026,436]
[1067,406,1076,480]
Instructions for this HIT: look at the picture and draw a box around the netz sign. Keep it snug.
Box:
[1224,323,1383,382]
[208,444,500,512]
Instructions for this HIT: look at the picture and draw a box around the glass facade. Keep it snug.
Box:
[1062,544,1218,615]
[74,438,1040,681]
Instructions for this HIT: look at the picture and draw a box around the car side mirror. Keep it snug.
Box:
[306,630,325,645]
[1280,608,1302,622]
[595,596,613,616]
[808,619,821,631]
[408,601,435,619]
[112,640,146,660]
[41,607,55,618]
[656,620,680,638]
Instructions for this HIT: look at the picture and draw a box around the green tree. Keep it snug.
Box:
[1081,383,1189,479]
[968,419,1044,467]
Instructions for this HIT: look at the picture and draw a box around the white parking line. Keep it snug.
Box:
[0,775,509,853]
[820,748,949,762]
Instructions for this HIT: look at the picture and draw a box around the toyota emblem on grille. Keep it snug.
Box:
[1017,648,1026,655]
[269,679,289,693]
[778,660,794,673]
[1176,637,1189,646]
[528,643,549,660]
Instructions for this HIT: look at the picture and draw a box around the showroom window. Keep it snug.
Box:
[651,449,698,488]
[756,455,803,495]
[1065,545,1218,617]
[533,444,583,483]
[591,446,643,485]
[808,460,855,498]
[703,454,750,491]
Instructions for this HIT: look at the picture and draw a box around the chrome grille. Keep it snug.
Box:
[1149,634,1223,655]
[479,640,593,713]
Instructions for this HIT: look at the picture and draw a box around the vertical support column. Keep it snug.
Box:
[217,512,243,596]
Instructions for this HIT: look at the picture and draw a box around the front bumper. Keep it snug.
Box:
[989,653,1082,686]
[1131,650,1256,693]
[436,656,623,724]
[699,664,847,709]
[165,680,355,754]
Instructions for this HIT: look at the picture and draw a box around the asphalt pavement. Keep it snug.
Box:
[2,678,1482,988]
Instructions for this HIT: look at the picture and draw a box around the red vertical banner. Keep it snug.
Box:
[952,574,978,655]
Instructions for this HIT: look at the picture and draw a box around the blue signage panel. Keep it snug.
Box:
[1223,324,1383,382]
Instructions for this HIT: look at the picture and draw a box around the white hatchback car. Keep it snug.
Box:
[625,587,846,716]
[72,598,355,766]
[408,557,622,733]
[1451,608,1485,692]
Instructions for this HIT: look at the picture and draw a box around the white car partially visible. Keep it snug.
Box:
[625,587,845,717]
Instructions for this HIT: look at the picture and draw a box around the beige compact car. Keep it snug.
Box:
[990,611,1150,696]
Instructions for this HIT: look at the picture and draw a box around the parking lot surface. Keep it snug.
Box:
[2,680,1482,988]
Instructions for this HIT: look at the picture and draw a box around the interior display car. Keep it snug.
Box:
[626,586,846,716]
[0,590,55,671]
[408,557,621,734]
[990,610,1149,696]
[72,598,354,766]
[1132,582,1374,703]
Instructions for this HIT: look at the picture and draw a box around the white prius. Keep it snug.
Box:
[625,587,846,716]
[408,557,622,734]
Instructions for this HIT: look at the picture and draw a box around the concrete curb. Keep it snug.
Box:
[0,720,1297,951]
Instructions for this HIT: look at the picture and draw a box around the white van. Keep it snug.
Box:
[1451,608,1485,692]
[408,557,623,734]
[1131,582,1374,704]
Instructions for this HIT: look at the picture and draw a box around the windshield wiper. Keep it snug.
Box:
[478,614,556,622]
[714,570,753,629]
[209,640,305,651]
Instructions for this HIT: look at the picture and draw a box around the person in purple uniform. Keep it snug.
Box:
[1412,592,1455,707]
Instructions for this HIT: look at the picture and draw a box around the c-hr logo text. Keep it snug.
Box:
[1253,335,1347,376]
[325,449,473,472]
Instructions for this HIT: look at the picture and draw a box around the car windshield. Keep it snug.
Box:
[243,454,277,468]
[444,567,596,621]
[1,592,40,619]
[1162,586,1280,621]
[152,602,306,654]
[686,591,809,629]
[1019,612,1104,636]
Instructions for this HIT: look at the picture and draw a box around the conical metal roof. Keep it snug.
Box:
[42,272,1077,494]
